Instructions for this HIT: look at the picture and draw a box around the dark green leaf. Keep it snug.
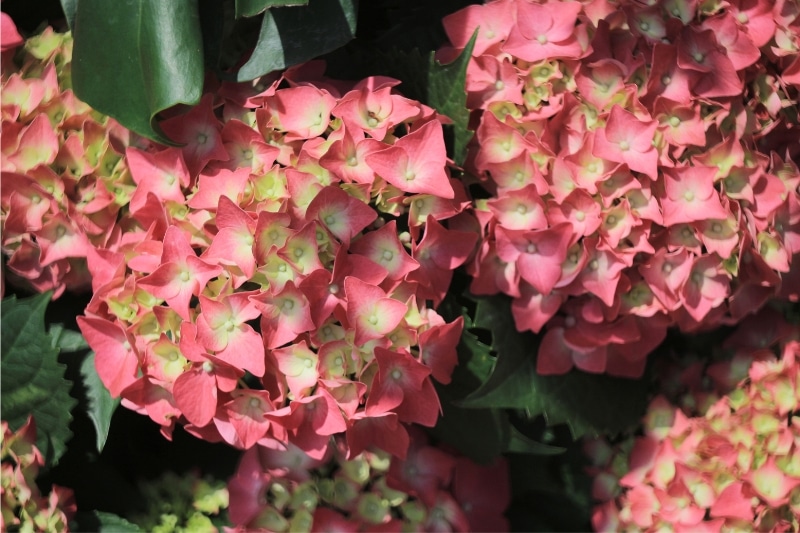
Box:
[59,0,78,31]
[426,29,477,166]
[235,0,309,18]
[507,426,566,455]
[1,293,75,465]
[459,294,650,439]
[429,383,509,463]
[71,0,204,143]
[50,324,90,353]
[459,307,495,383]
[236,0,357,81]
[80,352,120,453]
[92,511,143,532]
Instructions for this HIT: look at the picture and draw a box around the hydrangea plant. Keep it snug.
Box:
[1,0,798,531]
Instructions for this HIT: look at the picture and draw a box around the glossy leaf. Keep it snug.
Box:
[71,0,203,143]
[459,294,650,439]
[80,352,120,453]
[235,0,309,18]
[1,293,76,466]
[236,0,357,81]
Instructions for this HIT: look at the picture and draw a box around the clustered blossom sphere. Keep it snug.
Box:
[1,417,76,532]
[1,27,152,298]
[71,62,473,458]
[443,0,800,378]
[587,309,800,531]
[226,429,509,532]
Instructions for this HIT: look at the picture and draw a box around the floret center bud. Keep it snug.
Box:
[711,222,723,233]
[404,169,416,181]
[325,215,336,225]
[662,262,673,273]
[224,319,235,332]
[202,361,214,373]
[619,140,630,151]
[304,358,313,368]
[575,210,586,221]
[180,270,191,282]
[283,299,295,311]
[516,204,528,214]
[347,156,358,167]
[249,397,261,408]
[197,133,208,144]
[368,315,379,325]
[391,369,402,381]
[382,250,394,261]
[537,34,548,44]
[683,191,695,202]
[494,80,505,91]
[526,243,538,254]
[669,116,680,127]
[589,259,599,270]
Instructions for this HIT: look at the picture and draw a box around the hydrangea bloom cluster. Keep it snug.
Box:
[227,429,509,532]
[586,309,800,531]
[1,417,76,532]
[1,25,152,298]
[71,59,472,457]
[442,0,800,378]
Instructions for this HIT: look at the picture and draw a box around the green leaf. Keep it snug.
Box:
[235,0,309,18]
[71,0,204,143]
[429,383,509,463]
[50,324,90,353]
[92,511,143,532]
[459,295,650,439]
[59,0,78,31]
[80,352,120,453]
[1,293,76,465]
[236,0,357,81]
[507,426,566,455]
[426,29,477,166]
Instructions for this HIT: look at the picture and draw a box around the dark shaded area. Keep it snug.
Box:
[2,0,66,33]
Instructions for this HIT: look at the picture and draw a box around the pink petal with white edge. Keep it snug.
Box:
[344,277,408,346]
[365,120,453,198]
